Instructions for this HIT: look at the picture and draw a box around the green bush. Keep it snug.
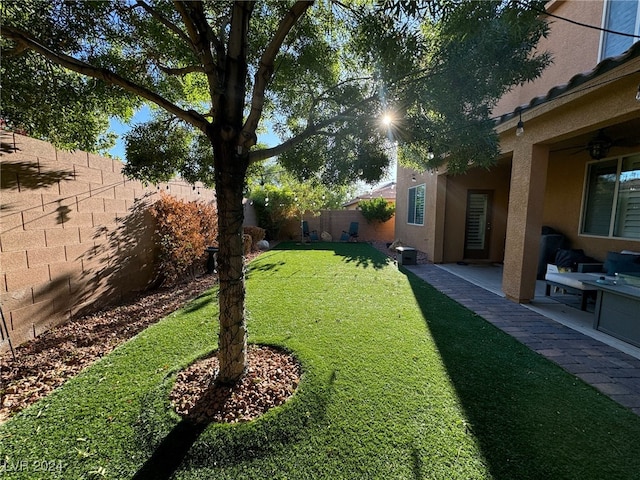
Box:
[358,197,395,224]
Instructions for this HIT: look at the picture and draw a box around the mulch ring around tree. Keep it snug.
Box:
[0,250,269,424]
[170,344,302,424]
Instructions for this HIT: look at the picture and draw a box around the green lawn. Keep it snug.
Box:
[1,242,639,479]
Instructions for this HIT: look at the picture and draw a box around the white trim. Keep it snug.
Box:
[407,183,426,226]
[599,0,640,61]
[597,0,609,62]
[579,151,640,239]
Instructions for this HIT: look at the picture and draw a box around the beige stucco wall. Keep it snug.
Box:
[442,164,511,263]
[544,148,640,261]
[494,0,604,117]
[395,162,511,264]
[0,131,216,349]
[394,165,437,258]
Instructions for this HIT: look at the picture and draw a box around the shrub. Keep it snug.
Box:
[149,192,218,284]
[242,234,252,255]
[243,226,266,251]
[250,185,297,240]
[359,197,395,224]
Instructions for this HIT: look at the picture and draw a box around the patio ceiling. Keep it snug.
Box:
[547,116,640,156]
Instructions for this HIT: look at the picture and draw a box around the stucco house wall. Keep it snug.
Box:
[395,162,511,264]
[543,146,640,261]
[442,164,511,263]
[394,166,435,255]
[494,0,604,117]
[395,0,640,305]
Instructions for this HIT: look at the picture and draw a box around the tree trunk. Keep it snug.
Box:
[214,143,249,385]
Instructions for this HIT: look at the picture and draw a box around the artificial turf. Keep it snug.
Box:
[1,242,639,479]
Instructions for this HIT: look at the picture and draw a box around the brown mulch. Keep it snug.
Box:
[0,275,218,423]
[0,249,300,425]
[170,345,301,424]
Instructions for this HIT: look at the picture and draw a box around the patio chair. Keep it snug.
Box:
[302,221,319,242]
[340,222,359,242]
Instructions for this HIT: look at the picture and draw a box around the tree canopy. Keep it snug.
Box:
[2,0,549,176]
[1,0,551,383]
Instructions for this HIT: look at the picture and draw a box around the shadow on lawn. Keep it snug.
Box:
[274,241,391,270]
[132,418,209,480]
[181,288,217,314]
[133,369,337,479]
[401,267,640,479]
[401,269,549,479]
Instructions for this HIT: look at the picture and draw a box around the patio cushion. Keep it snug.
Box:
[537,233,567,279]
[544,272,602,290]
[554,248,597,271]
[603,251,640,276]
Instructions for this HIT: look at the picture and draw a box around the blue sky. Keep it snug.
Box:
[108,105,152,159]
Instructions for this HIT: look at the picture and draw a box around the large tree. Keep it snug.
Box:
[1,0,549,384]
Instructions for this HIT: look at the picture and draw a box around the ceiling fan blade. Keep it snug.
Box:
[551,145,585,154]
[612,138,640,148]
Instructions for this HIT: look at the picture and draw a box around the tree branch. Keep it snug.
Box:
[241,1,313,150]
[158,64,205,75]
[174,1,223,116]
[248,126,318,164]
[1,25,209,132]
[248,93,378,164]
[224,1,256,133]
[134,0,194,51]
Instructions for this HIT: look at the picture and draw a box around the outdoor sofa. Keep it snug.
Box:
[544,250,640,311]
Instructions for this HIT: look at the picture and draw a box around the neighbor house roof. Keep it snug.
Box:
[343,181,396,208]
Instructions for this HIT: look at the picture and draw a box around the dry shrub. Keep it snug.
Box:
[243,226,266,251]
[242,234,252,255]
[150,192,218,284]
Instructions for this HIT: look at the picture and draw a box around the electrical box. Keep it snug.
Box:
[396,246,417,266]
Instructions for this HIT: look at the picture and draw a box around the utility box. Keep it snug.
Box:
[396,246,417,266]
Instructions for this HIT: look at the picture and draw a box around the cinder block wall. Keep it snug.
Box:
[0,131,215,350]
[279,210,395,243]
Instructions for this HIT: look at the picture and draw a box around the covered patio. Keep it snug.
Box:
[431,261,640,361]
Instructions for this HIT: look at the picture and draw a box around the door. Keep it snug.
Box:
[464,190,493,260]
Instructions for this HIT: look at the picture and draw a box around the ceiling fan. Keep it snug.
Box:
[552,129,639,160]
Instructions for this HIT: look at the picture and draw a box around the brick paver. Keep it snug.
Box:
[406,263,640,416]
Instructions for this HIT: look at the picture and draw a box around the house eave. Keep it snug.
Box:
[495,41,640,128]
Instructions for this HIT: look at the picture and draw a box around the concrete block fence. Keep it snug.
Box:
[0,131,216,350]
[279,209,395,244]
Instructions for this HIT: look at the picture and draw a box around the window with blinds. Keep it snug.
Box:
[582,154,640,239]
[600,0,640,60]
[407,184,425,225]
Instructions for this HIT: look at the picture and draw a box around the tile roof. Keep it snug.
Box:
[495,41,640,125]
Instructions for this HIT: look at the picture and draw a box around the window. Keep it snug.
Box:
[600,0,640,60]
[407,184,425,225]
[581,154,640,239]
